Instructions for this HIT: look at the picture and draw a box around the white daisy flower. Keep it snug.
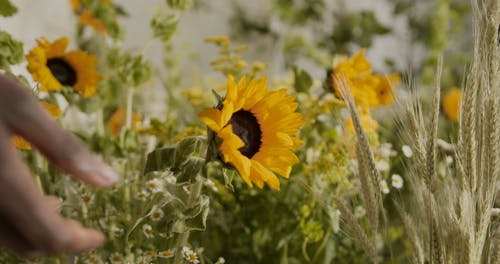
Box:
[354,206,366,219]
[215,257,226,264]
[183,248,200,264]
[375,159,390,172]
[391,174,404,189]
[135,189,150,201]
[85,254,103,264]
[81,192,94,205]
[136,256,150,264]
[402,145,413,158]
[142,224,154,239]
[109,253,124,264]
[110,225,124,237]
[158,249,174,258]
[147,178,164,193]
[150,208,164,222]
[165,174,177,184]
[378,143,396,158]
[380,180,390,194]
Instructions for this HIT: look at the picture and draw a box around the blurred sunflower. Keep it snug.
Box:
[199,75,304,190]
[14,102,62,150]
[70,0,112,33]
[26,37,102,98]
[107,106,143,136]
[344,110,379,134]
[331,49,399,109]
[442,87,462,122]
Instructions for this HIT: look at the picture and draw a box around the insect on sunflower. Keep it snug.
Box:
[26,37,102,98]
[199,75,305,190]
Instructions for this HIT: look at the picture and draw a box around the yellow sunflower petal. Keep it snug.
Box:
[45,37,69,58]
[251,160,280,190]
[199,108,223,131]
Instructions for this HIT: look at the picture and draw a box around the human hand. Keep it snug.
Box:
[0,74,119,258]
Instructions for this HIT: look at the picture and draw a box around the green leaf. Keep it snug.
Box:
[0,0,17,17]
[174,136,204,167]
[177,157,205,183]
[144,147,176,174]
[293,66,313,93]
[0,30,23,69]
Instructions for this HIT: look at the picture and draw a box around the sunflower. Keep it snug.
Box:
[70,0,112,33]
[14,102,62,150]
[331,49,399,109]
[199,76,304,190]
[442,87,462,122]
[26,37,102,98]
[107,106,143,136]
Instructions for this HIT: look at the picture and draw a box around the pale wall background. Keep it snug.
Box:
[1,0,417,79]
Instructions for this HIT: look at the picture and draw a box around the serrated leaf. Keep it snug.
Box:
[177,157,205,183]
[144,147,176,174]
[0,0,17,17]
[174,136,204,167]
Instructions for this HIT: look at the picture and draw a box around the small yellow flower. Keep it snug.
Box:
[26,37,102,97]
[204,36,230,47]
[13,102,62,150]
[344,109,379,134]
[199,75,305,190]
[332,49,399,109]
[70,0,112,33]
[442,87,462,122]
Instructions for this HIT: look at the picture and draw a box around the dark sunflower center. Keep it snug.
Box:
[46,58,77,86]
[228,110,262,158]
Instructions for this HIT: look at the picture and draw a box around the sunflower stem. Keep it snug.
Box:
[173,180,203,264]
[125,87,134,130]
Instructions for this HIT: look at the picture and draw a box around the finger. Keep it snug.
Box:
[0,126,104,255]
[44,195,63,213]
[0,215,36,258]
[52,219,104,253]
[0,75,118,186]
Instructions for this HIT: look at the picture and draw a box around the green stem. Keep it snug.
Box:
[125,87,134,130]
[96,108,105,135]
[173,180,203,264]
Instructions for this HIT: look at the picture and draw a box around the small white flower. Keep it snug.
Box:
[135,189,150,201]
[182,247,199,264]
[378,143,396,158]
[350,178,361,190]
[150,208,164,222]
[391,174,404,189]
[158,249,175,258]
[445,155,453,165]
[147,178,164,193]
[380,180,390,194]
[215,257,226,264]
[85,254,103,264]
[110,225,124,237]
[81,192,94,205]
[142,224,154,239]
[136,256,150,264]
[402,145,413,158]
[165,174,177,184]
[354,206,366,219]
[375,160,390,172]
[109,253,124,264]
